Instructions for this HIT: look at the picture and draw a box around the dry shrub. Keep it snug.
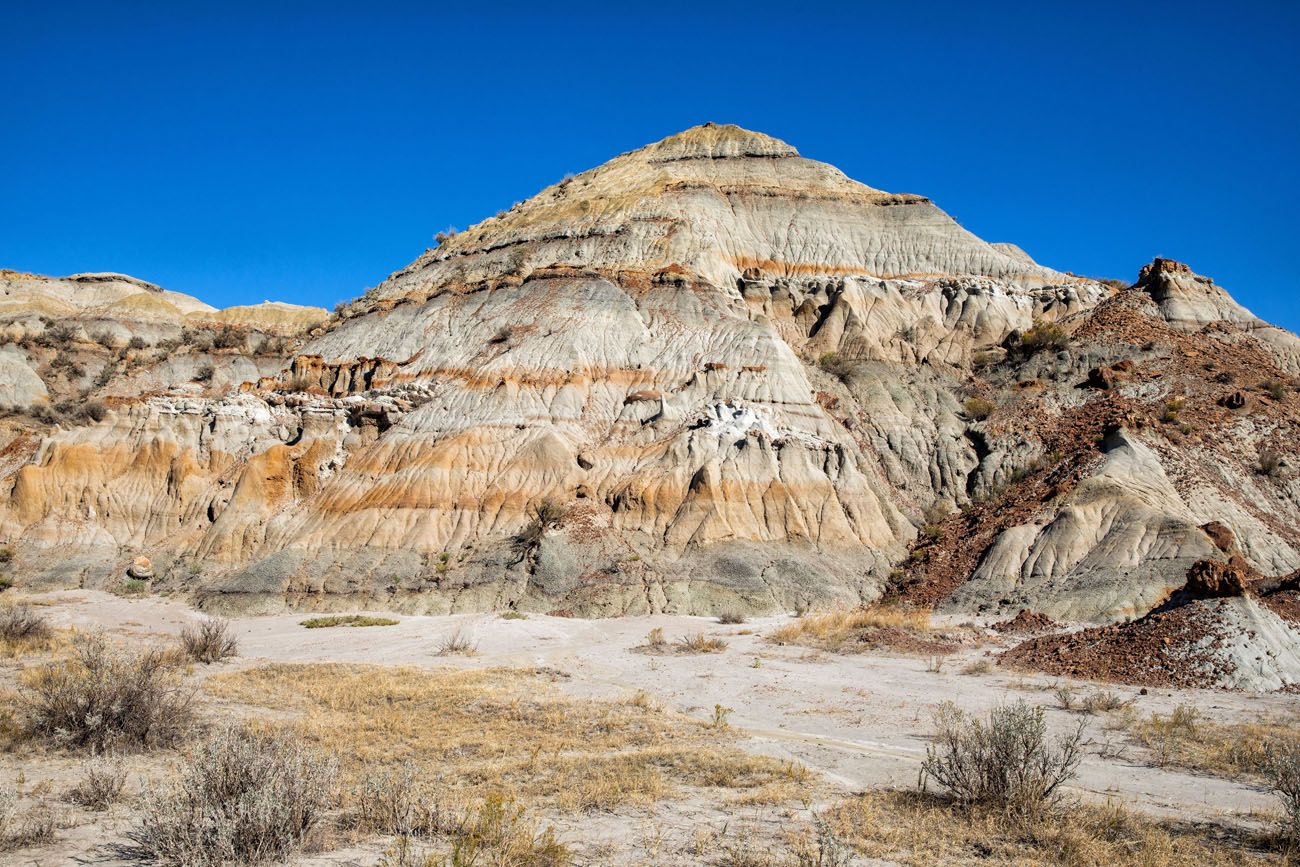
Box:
[65,753,127,810]
[676,633,728,654]
[769,604,931,650]
[718,611,748,625]
[1265,739,1300,843]
[437,629,478,656]
[0,785,12,840]
[921,700,1083,819]
[378,795,570,866]
[0,784,59,851]
[205,664,808,814]
[817,352,858,382]
[822,790,1272,866]
[123,725,337,866]
[355,761,452,837]
[180,617,238,664]
[1080,690,1133,715]
[22,632,194,751]
[0,603,50,645]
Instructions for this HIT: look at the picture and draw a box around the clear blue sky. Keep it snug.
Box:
[2,1,1297,331]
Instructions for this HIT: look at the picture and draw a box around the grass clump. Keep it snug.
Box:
[437,629,478,656]
[122,725,337,866]
[676,633,728,654]
[962,396,996,421]
[920,700,1083,819]
[299,614,399,629]
[500,611,528,621]
[180,617,238,664]
[637,627,728,654]
[768,604,933,652]
[21,632,194,751]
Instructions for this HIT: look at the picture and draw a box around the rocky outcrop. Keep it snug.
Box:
[1135,257,1300,374]
[0,126,1296,626]
[1184,558,1251,599]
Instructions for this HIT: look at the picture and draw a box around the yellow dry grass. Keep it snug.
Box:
[768,604,932,650]
[1130,705,1300,780]
[0,629,68,660]
[821,790,1278,866]
[204,663,811,814]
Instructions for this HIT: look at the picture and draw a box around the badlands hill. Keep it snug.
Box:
[1,125,1297,655]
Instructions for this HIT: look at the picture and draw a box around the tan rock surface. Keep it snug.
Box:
[0,126,1296,624]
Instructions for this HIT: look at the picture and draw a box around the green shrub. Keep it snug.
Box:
[962,397,996,421]
[817,352,857,382]
[1019,320,1069,356]
[299,615,398,629]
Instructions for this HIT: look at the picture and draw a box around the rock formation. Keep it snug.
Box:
[0,124,1296,632]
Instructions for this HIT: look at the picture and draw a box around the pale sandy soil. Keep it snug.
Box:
[2,590,1291,865]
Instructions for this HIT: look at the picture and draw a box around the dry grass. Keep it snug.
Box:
[376,795,570,866]
[0,602,59,657]
[299,614,399,629]
[635,629,728,655]
[204,664,811,814]
[820,790,1277,866]
[1129,706,1300,779]
[768,604,936,652]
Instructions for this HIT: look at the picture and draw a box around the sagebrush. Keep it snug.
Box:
[124,725,337,866]
[920,700,1083,818]
[22,632,194,751]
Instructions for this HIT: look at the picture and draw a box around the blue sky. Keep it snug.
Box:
[2,1,1297,331]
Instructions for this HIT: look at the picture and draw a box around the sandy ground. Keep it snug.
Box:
[3,590,1293,864]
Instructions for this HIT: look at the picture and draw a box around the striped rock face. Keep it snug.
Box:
[2,125,1297,621]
